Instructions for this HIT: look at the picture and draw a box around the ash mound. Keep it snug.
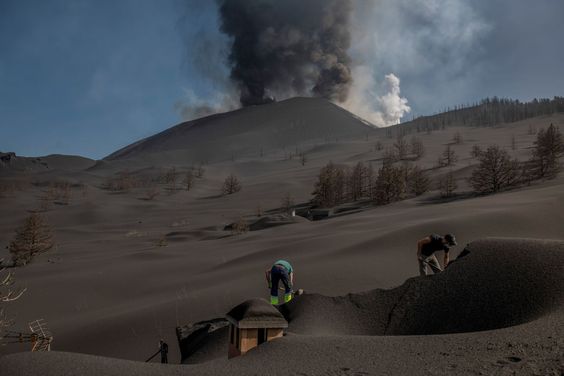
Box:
[284,238,564,336]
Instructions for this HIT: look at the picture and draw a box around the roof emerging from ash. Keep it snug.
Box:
[226,298,288,329]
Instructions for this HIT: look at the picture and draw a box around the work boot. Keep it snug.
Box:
[284,293,293,303]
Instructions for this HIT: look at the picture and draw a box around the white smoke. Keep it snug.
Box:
[174,88,238,121]
[349,0,491,115]
[340,66,410,127]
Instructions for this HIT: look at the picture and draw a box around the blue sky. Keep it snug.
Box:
[1,0,563,159]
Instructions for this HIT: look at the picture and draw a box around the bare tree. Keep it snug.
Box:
[105,170,138,192]
[453,131,463,144]
[438,145,458,167]
[299,152,307,166]
[222,174,242,195]
[529,124,564,179]
[408,166,430,196]
[194,164,205,179]
[164,167,178,191]
[373,161,405,205]
[365,163,375,198]
[394,136,409,160]
[439,172,458,198]
[410,137,425,160]
[9,214,54,267]
[469,145,521,194]
[183,170,194,191]
[280,192,295,214]
[256,204,263,217]
[374,141,383,152]
[382,147,398,164]
[470,145,483,159]
[348,162,368,201]
[312,162,346,207]
[511,135,516,151]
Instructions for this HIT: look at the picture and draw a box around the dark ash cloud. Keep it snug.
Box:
[217,0,353,106]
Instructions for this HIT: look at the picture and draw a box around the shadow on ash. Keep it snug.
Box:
[176,238,564,364]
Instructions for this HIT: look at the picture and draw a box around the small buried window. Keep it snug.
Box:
[230,324,235,344]
[235,327,240,349]
[257,328,266,345]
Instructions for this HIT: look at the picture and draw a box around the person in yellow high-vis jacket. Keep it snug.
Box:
[265,260,294,305]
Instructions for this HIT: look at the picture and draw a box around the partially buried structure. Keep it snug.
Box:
[226,298,288,358]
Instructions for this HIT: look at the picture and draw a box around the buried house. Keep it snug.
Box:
[226,298,288,359]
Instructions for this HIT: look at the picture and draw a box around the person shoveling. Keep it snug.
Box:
[265,259,303,305]
[417,234,457,276]
[145,339,168,363]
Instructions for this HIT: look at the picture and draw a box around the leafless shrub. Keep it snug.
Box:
[37,191,54,212]
[156,236,168,247]
[231,217,249,235]
[222,174,242,195]
[374,141,383,152]
[469,145,521,194]
[511,135,516,151]
[144,186,160,201]
[53,181,72,205]
[0,182,23,198]
[105,170,138,192]
[8,213,54,267]
[1,260,27,339]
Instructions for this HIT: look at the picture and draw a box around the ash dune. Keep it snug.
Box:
[1,239,563,376]
[1,97,564,375]
[284,238,564,336]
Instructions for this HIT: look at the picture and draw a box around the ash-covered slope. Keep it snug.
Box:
[0,152,96,174]
[1,238,562,376]
[104,97,377,163]
[284,238,564,336]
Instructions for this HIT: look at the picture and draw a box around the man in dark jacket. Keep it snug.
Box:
[159,339,168,364]
[417,234,457,276]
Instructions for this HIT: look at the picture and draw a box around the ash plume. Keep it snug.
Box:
[217,0,353,107]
